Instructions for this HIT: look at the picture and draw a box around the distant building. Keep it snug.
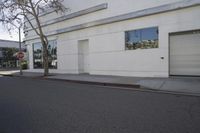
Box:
[25,0,200,77]
[0,39,26,69]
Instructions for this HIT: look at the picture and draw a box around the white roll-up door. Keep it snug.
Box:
[170,31,200,76]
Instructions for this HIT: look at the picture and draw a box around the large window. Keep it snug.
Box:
[33,42,43,69]
[33,40,57,69]
[125,27,159,50]
[0,47,18,68]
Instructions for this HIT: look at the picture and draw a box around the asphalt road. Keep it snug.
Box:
[0,77,200,133]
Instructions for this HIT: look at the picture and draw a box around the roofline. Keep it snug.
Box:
[0,39,19,43]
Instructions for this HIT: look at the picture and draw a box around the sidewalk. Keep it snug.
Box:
[0,70,20,76]
[1,70,200,96]
[47,74,141,88]
[47,74,200,96]
[12,72,141,88]
[139,77,200,96]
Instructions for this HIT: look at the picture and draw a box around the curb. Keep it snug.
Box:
[12,74,140,88]
[45,77,141,88]
[0,74,13,77]
[10,74,200,97]
[139,86,200,97]
[13,74,45,79]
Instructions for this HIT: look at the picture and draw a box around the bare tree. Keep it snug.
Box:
[0,0,67,76]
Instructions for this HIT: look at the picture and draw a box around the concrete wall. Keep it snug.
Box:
[25,0,200,77]
[25,0,184,38]
[26,0,181,25]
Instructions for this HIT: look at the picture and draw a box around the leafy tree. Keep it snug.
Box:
[0,0,67,76]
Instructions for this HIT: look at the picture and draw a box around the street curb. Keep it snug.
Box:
[13,74,45,79]
[12,74,140,88]
[45,77,141,88]
[0,74,13,77]
[11,75,200,97]
[139,86,200,97]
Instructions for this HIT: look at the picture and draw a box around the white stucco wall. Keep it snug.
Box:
[51,0,182,22]
[25,0,183,38]
[25,0,200,77]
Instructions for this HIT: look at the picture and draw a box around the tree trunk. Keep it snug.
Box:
[42,39,49,76]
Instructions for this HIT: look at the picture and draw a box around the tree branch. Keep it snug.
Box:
[23,13,40,36]
[34,0,43,8]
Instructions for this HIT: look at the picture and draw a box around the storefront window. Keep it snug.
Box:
[48,40,57,69]
[125,27,159,50]
[33,40,57,69]
[0,47,18,68]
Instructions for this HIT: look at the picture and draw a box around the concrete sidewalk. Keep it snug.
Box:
[11,72,141,88]
[0,70,20,76]
[47,74,200,96]
[139,77,200,96]
[1,70,200,96]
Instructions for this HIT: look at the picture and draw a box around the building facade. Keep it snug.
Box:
[25,0,200,77]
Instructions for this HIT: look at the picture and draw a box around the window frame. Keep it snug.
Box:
[32,40,57,69]
[125,26,159,51]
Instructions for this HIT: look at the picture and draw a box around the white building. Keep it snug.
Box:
[25,0,200,77]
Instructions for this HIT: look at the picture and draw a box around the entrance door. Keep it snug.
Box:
[78,40,90,74]
[170,31,200,76]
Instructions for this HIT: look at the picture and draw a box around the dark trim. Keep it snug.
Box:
[170,75,200,77]
[168,33,171,77]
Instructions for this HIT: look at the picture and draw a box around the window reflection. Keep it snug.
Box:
[125,27,159,50]
[48,40,57,69]
[33,40,57,69]
[33,43,43,68]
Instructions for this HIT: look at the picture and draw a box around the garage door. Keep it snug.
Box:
[170,31,200,76]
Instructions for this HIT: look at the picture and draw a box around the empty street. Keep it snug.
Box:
[0,76,200,133]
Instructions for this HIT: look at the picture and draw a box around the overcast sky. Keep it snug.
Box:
[0,24,24,41]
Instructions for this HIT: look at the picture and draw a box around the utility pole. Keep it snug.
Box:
[19,26,23,75]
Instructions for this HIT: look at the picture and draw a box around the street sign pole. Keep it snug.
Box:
[19,27,23,75]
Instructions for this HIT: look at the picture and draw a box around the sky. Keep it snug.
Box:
[0,24,24,41]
